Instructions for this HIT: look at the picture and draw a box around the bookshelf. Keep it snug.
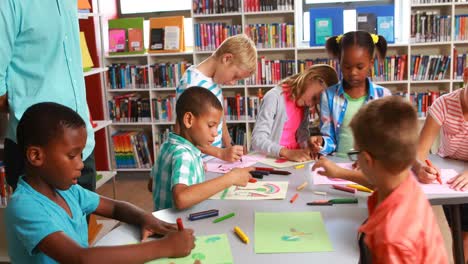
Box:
[99,0,468,172]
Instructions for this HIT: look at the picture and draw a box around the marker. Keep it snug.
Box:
[296,181,308,191]
[329,198,358,204]
[250,171,264,179]
[290,193,299,203]
[295,164,305,169]
[188,209,219,221]
[313,191,327,196]
[176,218,184,231]
[248,178,257,183]
[332,184,356,194]
[255,167,274,171]
[346,184,373,193]
[307,200,333,206]
[425,159,442,185]
[252,170,269,175]
[213,212,235,223]
[234,226,249,244]
[269,170,291,175]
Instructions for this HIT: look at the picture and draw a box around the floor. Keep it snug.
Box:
[97,175,455,263]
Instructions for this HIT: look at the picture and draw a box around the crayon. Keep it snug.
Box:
[425,159,442,185]
[332,184,356,194]
[307,200,333,206]
[290,193,299,203]
[346,184,373,193]
[295,164,305,169]
[296,181,308,191]
[234,226,249,244]
[313,191,327,196]
[213,212,235,223]
[188,209,219,221]
[329,198,358,204]
[176,217,184,231]
[248,178,257,183]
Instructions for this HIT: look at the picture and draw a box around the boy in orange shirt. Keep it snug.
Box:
[348,96,448,263]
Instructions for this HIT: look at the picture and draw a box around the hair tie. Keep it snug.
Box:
[335,35,343,44]
[371,34,379,44]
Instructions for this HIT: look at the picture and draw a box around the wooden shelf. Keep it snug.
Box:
[411,3,452,7]
[151,87,177,91]
[107,88,150,92]
[84,67,108,77]
[154,121,176,125]
[192,12,242,18]
[244,10,294,15]
[410,41,452,46]
[93,120,112,133]
[78,12,101,19]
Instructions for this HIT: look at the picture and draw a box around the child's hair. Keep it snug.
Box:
[350,96,418,174]
[213,34,257,75]
[176,87,223,125]
[280,64,338,100]
[17,102,86,156]
[326,31,387,61]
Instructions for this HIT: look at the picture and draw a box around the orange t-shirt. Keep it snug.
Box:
[359,175,449,264]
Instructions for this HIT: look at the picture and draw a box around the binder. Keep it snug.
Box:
[149,16,185,53]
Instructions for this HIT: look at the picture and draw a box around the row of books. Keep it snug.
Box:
[394,91,446,118]
[244,0,293,12]
[410,11,451,43]
[108,95,152,123]
[153,96,176,122]
[222,94,264,120]
[112,131,152,169]
[410,55,451,81]
[228,125,247,146]
[412,0,467,3]
[245,23,295,49]
[245,59,295,85]
[194,24,242,51]
[154,127,172,158]
[297,59,342,79]
[454,15,468,41]
[193,0,241,14]
[107,62,192,89]
[453,51,468,79]
[371,55,408,82]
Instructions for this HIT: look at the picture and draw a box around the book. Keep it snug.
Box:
[164,26,181,50]
[79,32,94,71]
[357,13,377,34]
[377,16,394,42]
[127,28,143,52]
[78,0,91,9]
[315,18,332,45]
[109,29,126,52]
[150,28,164,50]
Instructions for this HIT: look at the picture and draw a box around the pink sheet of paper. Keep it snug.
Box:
[312,162,356,185]
[419,169,468,194]
[206,154,266,173]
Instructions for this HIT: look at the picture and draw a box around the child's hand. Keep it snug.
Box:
[227,167,254,187]
[312,157,345,179]
[220,145,244,162]
[141,214,178,241]
[147,178,153,193]
[416,164,439,184]
[308,136,323,153]
[280,148,312,162]
[447,171,468,191]
[164,229,196,258]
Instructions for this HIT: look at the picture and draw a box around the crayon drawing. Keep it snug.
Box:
[210,181,288,200]
[258,156,313,168]
[147,234,233,264]
[312,163,356,185]
[206,154,266,173]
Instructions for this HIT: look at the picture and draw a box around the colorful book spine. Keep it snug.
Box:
[152,96,177,122]
[245,59,295,85]
[394,91,446,118]
[245,23,294,49]
[193,0,241,14]
[228,125,247,146]
[107,64,150,89]
[410,54,451,81]
[453,52,468,80]
[455,15,468,41]
[151,62,191,88]
[297,58,342,80]
[108,95,152,123]
[244,0,294,12]
[112,131,153,169]
[224,94,246,121]
[154,127,173,158]
[410,11,451,43]
[194,23,242,51]
[371,55,408,82]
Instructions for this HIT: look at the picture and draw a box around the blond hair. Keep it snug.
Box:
[281,64,338,100]
[213,34,257,74]
[350,96,418,174]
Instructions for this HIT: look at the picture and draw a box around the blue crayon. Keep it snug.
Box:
[188,209,219,221]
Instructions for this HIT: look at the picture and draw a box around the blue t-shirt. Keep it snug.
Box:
[5,177,100,264]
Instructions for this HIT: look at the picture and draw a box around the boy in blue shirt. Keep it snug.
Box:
[5,102,195,263]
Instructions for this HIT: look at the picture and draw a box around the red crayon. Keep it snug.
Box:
[249,178,257,183]
[332,184,356,194]
[176,217,184,231]
[290,193,299,203]
[425,159,442,185]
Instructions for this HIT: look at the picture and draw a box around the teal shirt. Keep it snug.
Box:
[0,0,94,159]
[5,177,100,264]
[336,93,367,157]
[152,132,205,210]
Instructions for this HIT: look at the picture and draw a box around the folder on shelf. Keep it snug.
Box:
[377,16,394,42]
[128,28,143,52]
[309,7,343,47]
[315,18,333,45]
[357,13,377,34]
[79,32,94,71]
[108,29,127,52]
[149,16,185,53]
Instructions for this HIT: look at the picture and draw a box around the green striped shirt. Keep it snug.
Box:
[152,133,204,210]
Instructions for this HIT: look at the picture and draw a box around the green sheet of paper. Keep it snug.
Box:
[255,212,333,253]
[147,234,233,264]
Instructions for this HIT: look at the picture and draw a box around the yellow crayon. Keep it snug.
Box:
[347,184,373,193]
[234,226,249,244]
[295,164,305,169]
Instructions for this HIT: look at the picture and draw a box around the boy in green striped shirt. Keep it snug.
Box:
[152,87,254,210]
